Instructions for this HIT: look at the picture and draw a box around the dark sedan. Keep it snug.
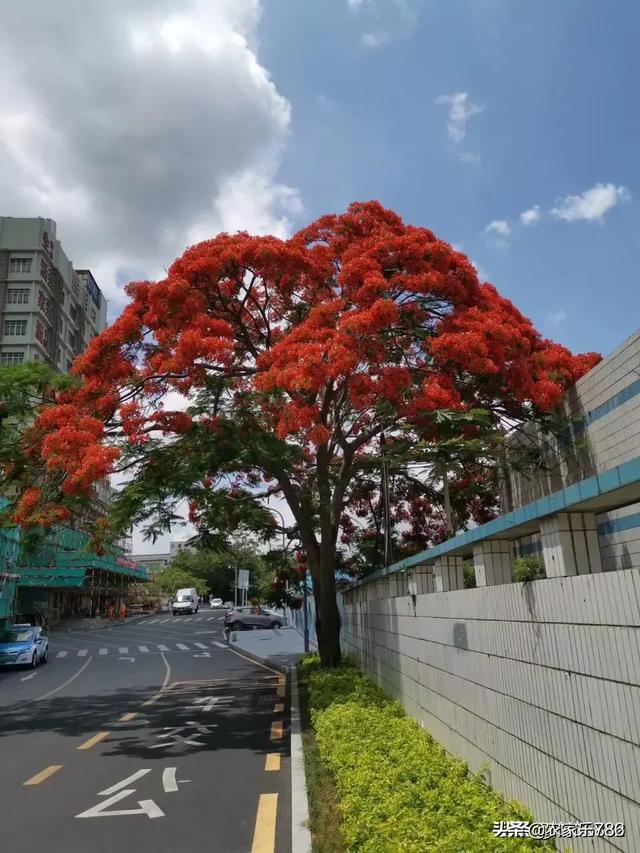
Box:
[224,606,282,631]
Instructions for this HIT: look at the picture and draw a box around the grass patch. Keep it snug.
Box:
[299,657,347,852]
[298,654,560,853]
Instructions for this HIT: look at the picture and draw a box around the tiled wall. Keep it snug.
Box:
[510,331,640,508]
[342,569,640,852]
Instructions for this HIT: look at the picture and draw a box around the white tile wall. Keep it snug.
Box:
[342,567,640,852]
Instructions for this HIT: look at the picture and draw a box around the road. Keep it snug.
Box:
[0,610,291,853]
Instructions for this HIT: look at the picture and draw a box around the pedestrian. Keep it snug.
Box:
[107,604,115,622]
[119,603,126,623]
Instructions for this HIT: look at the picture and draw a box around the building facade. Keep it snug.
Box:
[0,217,107,370]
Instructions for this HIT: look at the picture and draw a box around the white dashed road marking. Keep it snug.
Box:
[213,641,227,649]
[77,649,88,657]
[157,645,169,652]
[99,648,108,655]
[194,643,208,649]
[176,643,189,651]
[119,647,129,654]
[56,650,67,659]
[138,646,149,653]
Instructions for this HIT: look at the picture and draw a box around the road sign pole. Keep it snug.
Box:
[303,573,309,652]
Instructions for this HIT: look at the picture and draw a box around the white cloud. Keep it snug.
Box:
[436,92,484,144]
[551,183,630,223]
[485,219,511,237]
[458,151,480,164]
[548,308,568,325]
[348,0,368,9]
[361,31,389,47]
[0,0,301,317]
[520,205,540,225]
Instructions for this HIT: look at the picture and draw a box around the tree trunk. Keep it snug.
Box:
[309,545,342,667]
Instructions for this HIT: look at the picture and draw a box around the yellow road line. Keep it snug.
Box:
[270,720,283,740]
[77,731,110,751]
[251,793,278,853]
[23,765,63,786]
[273,702,284,713]
[264,754,281,772]
[119,712,137,722]
[227,645,283,676]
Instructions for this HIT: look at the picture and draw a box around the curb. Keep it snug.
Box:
[228,636,313,853]
[290,667,313,853]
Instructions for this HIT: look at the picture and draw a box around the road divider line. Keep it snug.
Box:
[18,656,93,707]
[274,703,284,713]
[142,651,172,707]
[23,765,63,786]
[251,793,278,853]
[77,731,110,751]
[264,754,281,772]
[270,720,284,740]
[119,712,137,722]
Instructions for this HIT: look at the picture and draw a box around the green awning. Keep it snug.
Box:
[18,569,87,589]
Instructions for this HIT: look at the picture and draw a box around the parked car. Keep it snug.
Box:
[0,624,49,668]
[172,588,199,615]
[224,606,282,631]
[210,597,223,608]
[224,601,234,609]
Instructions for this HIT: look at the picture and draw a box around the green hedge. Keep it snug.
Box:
[301,655,557,853]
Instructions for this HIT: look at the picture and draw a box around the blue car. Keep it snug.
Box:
[0,624,49,669]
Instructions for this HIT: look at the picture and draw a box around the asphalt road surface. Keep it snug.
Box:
[0,610,292,853]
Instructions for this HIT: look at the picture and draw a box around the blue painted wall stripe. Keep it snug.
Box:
[573,377,640,433]
[597,512,640,537]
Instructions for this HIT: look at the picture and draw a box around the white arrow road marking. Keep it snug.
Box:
[161,767,191,793]
[100,769,151,796]
[20,672,38,681]
[193,652,210,658]
[119,657,136,662]
[76,789,164,819]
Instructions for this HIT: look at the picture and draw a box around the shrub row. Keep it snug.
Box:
[300,655,558,853]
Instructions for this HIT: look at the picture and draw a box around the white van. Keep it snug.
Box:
[172,588,199,615]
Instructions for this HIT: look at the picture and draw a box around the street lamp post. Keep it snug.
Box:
[269,507,289,627]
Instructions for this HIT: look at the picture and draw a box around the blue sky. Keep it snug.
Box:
[257,0,639,358]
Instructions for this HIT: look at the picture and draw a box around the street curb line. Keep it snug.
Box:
[290,667,313,853]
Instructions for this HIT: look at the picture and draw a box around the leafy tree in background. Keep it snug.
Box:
[154,566,206,598]
[9,201,600,666]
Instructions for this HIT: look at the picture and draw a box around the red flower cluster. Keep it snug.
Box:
[13,200,600,528]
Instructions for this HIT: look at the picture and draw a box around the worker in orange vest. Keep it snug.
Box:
[119,603,126,623]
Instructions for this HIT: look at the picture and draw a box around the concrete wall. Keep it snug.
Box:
[342,569,640,852]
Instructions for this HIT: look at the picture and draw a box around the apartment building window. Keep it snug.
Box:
[4,319,27,336]
[9,257,31,274]
[1,352,25,365]
[56,317,63,335]
[6,288,30,305]
[35,320,48,346]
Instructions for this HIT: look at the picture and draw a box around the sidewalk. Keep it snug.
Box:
[228,625,313,671]
[49,612,156,633]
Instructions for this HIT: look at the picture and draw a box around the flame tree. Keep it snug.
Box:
[11,202,599,666]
